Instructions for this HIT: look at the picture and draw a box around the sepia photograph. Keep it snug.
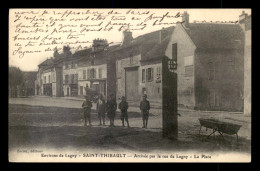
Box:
[8,8,251,162]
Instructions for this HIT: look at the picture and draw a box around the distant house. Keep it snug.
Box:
[35,48,67,97]
[166,12,244,111]
[77,39,120,99]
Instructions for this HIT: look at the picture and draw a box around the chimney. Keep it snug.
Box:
[239,11,248,31]
[159,28,168,43]
[239,11,248,23]
[92,38,108,53]
[182,11,189,28]
[122,30,133,45]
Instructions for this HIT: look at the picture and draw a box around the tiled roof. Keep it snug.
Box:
[111,26,175,54]
[183,23,244,49]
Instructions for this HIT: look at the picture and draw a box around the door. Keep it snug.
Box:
[125,67,138,101]
[80,86,83,95]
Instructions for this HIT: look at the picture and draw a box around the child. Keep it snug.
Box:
[119,96,129,127]
[97,94,106,126]
[82,95,92,126]
[140,94,150,128]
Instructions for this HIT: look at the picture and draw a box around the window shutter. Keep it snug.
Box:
[146,68,148,81]
[151,68,154,81]
[87,69,90,79]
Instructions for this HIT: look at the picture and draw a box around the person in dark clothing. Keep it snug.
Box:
[118,96,129,128]
[107,94,117,127]
[140,94,150,128]
[97,94,106,126]
[82,95,92,126]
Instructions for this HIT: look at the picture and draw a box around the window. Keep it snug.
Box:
[83,70,86,80]
[184,56,194,77]
[130,54,133,64]
[156,67,161,79]
[99,68,102,78]
[146,68,153,82]
[142,69,145,82]
[48,75,50,83]
[44,76,46,84]
[90,68,96,79]
[75,74,78,83]
[65,63,68,69]
[87,69,90,79]
[117,60,122,77]
[53,73,55,82]
[172,43,177,62]
[71,74,74,84]
[65,75,69,84]
[185,65,194,77]
[71,62,75,68]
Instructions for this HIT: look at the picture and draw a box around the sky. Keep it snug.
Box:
[9,9,251,71]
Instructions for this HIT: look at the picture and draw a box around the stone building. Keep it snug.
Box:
[77,39,120,99]
[239,11,251,115]
[112,28,175,104]
[166,12,245,111]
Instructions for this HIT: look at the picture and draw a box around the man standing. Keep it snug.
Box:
[140,94,150,128]
[82,95,92,126]
[107,94,117,127]
[97,94,106,126]
[119,96,130,128]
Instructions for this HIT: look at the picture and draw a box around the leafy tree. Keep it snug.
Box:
[9,66,24,97]
[63,45,72,57]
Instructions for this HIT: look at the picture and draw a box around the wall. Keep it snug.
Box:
[165,24,196,108]
[195,49,244,111]
[244,28,251,115]
[140,63,162,104]
[55,66,63,97]
[62,61,78,96]
[116,54,141,100]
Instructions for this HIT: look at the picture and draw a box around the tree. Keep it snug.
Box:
[53,48,60,58]
[9,66,24,97]
[63,45,72,57]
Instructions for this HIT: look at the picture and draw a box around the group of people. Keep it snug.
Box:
[82,94,150,128]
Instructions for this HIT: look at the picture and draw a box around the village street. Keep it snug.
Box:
[9,96,251,155]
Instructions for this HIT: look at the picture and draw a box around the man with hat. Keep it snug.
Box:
[82,95,92,126]
[118,96,130,127]
[96,94,106,126]
[107,94,117,127]
[140,94,150,128]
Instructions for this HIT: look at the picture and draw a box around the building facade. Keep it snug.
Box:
[165,12,244,111]
[35,12,247,112]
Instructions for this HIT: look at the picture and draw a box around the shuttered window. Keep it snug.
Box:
[83,70,86,80]
[87,69,90,79]
[142,69,145,82]
[147,68,154,81]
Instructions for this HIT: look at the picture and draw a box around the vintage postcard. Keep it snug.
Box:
[8,8,251,162]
